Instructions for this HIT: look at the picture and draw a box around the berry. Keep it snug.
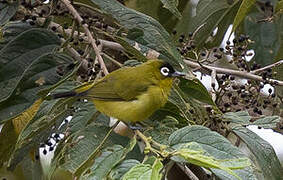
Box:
[51,26,57,31]
[29,21,35,26]
[43,149,47,155]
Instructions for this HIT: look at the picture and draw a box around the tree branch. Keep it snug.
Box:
[60,0,109,75]
[176,163,199,180]
[184,59,283,86]
[250,60,283,74]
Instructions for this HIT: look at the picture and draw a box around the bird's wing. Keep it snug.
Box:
[83,67,155,101]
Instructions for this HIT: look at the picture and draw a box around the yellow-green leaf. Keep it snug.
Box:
[232,0,256,32]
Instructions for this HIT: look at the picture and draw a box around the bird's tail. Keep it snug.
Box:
[45,90,80,100]
[46,82,94,100]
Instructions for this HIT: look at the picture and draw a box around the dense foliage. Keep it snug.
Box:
[0,0,282,179]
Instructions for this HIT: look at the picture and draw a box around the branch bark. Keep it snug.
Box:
[184,59,283,86]
[60,0,109,75]
[250,60,283,74]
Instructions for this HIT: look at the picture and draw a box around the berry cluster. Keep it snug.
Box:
[172,31,281,117]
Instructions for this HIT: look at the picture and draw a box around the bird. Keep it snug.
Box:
[49,59,185,123]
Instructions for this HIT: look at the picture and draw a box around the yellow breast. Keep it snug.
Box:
[92,84,171,123]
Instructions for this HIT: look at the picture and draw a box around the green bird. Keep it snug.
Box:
[50,59,185,123]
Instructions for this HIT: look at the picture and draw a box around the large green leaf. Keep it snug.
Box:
[122,157,163,180]
[172,142,250,180]
[244,12,281,65]
[90,0,185,71]
[169,85,209,125]
[8,97,75,170]
[145,116,178,145]
[224,111,251,125]
[7,81,78,170]
[224,111,281,129]
[51,122,133,177]
[54,124,112,175]
[0,53,73,123]
[169,125,256,180]
[0,1,18,25]
[125,0,192,34]
[109,159,140,180]
[232,126,283,179]
[81,138,136,180]
[173,1,193,37]
[232,0,256,32]
[160,0,182,19]
[0,21,33,50]
[0,28,62,122]
[189,0,240,47]
[178,78,215,106]
[0,120,18,167]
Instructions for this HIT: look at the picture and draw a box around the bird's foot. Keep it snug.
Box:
[127,123,144,131]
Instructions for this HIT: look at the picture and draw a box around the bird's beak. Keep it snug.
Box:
[171,71,186,77]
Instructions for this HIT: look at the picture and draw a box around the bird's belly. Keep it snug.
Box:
[92,87,168,122]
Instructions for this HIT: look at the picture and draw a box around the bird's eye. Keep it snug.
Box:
[160,67,170,76]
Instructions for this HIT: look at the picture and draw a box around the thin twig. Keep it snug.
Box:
[61,0,109,75]
[177,163,199,180]
[102,53,123,67]
[251,60,283,74]
[184,59,283,86]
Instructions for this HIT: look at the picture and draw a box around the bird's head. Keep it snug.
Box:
[145,59,186,80]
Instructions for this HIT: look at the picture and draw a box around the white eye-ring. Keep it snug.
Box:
[160,67,170,76]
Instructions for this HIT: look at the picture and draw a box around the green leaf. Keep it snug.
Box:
[178,78,215,106]
[0,1,18,25]
[145,116,178,145]
[232,126,283,179]
[169,84,209,125]
[0,120,18,167]
[51,122,133,178]
[8,96,76,170]
[251,116,281,129]
[58,124,112,175]
[169,125,256,180]
[90,0,186,72]
[0,21,32,49]
[189,0,240,47]
[0,53,72,123]
[275,1,283,13]
[122,157,163,180]
[160,0,182,19]
[172,142,250,180]
[0,28,62,122]
[109,159,140,180]
[151,158,163,180]
[223,111,251,125]
[114,36,147,62]
[82,138,136,180]
[224,111,281,129]
[67,101,98,133]
[232,0,256,32]
[173,1,193,36]
[244,12,281,65]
